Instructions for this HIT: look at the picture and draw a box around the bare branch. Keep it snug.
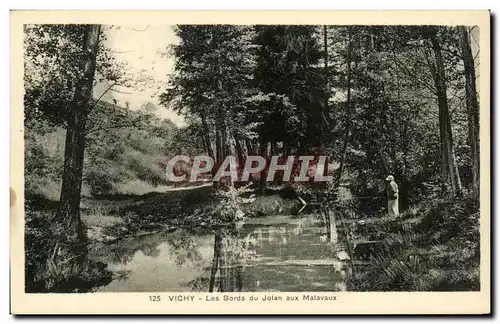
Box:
[131,25,150,32]
[449,95,466,117]
[471,30,480,49]
[90,81,122,110]
[473,49,480,61]
[390,49,437,96]
[110,88,133,95]
[110,50,135,54]
[447,83,463,101]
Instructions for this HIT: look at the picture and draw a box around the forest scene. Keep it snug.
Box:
[24,24,481,293]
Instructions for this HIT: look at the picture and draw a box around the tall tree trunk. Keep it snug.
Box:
[283,141,289,155]
[227,130,237,187]
[214,122,225,189]
[46,25,101,291]
[259,137,267,193]
[214,68,229,187]
[428,30,463,197]
[323,25,329,139]
[53,25,101,240]
[234,136,246,165]
[200,112,214,159]
[54,111,88,240]
[459,26,480,200]
[245,139,255,155]
[270,140,277,157]
[213,30,230,188]
[335,30,353,187]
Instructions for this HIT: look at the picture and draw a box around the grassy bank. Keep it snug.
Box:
[349,195,480,291]
[25,184,213,292]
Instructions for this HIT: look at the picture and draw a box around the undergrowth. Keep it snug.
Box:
[350,195,480,291]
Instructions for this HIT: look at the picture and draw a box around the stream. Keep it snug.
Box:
[90,215,349,292]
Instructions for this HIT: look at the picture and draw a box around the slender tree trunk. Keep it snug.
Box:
[214,122,225,189]
[335,30,353,187]
[428,30,463,197]
[270,140,277,157]
[215,121,225,165]
[245,139,254,155]
[259,137,267,193]
[213,30,229,188]
[214,68,228,187]
[45,25,101,291]
[323,25,330,133]
[54,111,88,240]
[459,26,480,200]
[234,136,246,177]
[322,28,337,239]
[200,112,214,159]
[283,141,289,155]
[53,25,101,240]
[227,130,238,187]
[394,61,410,212]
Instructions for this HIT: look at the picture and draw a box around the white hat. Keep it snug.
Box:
[385,175,394,181]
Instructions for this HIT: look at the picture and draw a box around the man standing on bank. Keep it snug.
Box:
[386,175,399,217]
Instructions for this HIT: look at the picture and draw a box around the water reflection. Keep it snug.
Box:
[93,216,348,292]
[209,231,243,292]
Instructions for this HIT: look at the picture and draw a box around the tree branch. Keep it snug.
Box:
[90,81,122,110]
[473,49,480,62]
[131,25,150,32]
[390,49,437,96]
[110,88,133,95]
[449,95,466,117]
[110,50,135,54]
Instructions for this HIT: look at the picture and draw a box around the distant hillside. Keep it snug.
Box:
[25,100,188,203]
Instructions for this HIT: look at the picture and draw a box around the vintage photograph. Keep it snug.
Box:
[11,10,490,314]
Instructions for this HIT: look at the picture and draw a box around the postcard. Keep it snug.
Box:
[10,10,491,314]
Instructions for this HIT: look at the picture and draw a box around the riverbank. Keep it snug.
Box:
[25,184,308,291]
[348,195,480,291]
[80,184,304,241]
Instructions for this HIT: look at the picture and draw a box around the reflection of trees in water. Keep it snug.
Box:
[92,229,206,270]
[98,221,343,292]
[141,244,161,258]
[241,223,304,246]
[203,221,348,292]
[184,230,247,292]
[184,274,211,291]
[209,230,244,292]
[91,231,172,265]
[166,229,204,268]
[321,209,338,244]
[206,223,307,292]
